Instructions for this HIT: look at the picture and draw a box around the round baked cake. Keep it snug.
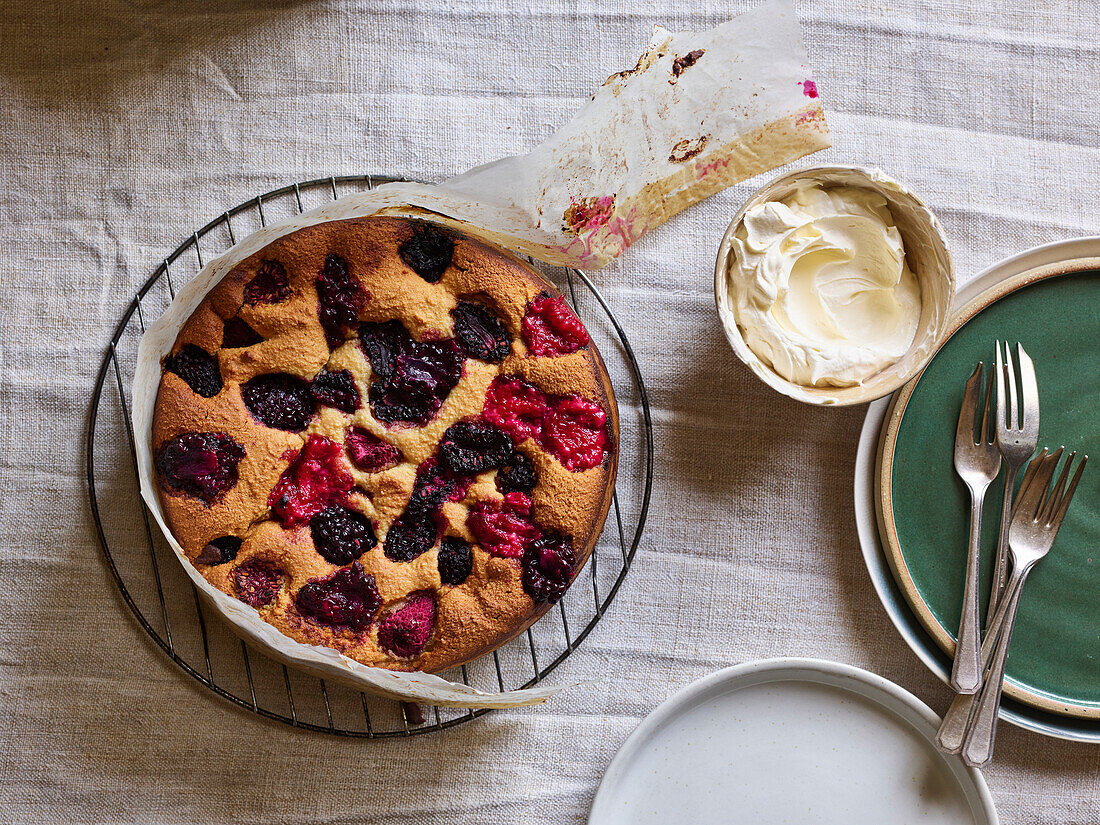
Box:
[151,216,618,673]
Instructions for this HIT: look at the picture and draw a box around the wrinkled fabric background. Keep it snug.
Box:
[2,1,1098,822]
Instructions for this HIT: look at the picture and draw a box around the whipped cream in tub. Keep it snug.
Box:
[730,183,921,388]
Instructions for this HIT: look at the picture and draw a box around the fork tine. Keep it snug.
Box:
[1039,451,1075,525]
[956,363,982,445]
[1016,343,1038,434]
[995,341,1007,434]
[983,356,997,444]
[1004,340,1019,431]
[1048,454,1087,529]
[1018,448,1061,521]
[1013,447,1047,511]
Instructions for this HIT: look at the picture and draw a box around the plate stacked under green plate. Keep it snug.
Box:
[878,261,1100,719]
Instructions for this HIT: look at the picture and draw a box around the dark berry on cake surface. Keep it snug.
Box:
[371,339,465,426]
[377,592,437,657]
[316,253,367,347]
[240,373,316,432]
[234,559,284,608]
[407,461,460,513]
[398,224,454,283]
[521,292,589,356]
[268,435,354,527]
[437,537,473,586]
[359,320,466,426]
[309,504,376,565]
[222,316,264,348]
[295,560,381,631]
[358,319,410,384]
[165,344,223,398]
[439,421,514,475]
[521,533,576,604]
[382,462,456,562]
[452,301,510,362]
[496,451,538,494]
[156,431,245,504]
[195,535,242,565]
[382,515,437,562]
[244,259,291,305]
[310,368,361,413]
[344,427,401,472]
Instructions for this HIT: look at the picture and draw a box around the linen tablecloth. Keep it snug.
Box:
[2,1,1098,822]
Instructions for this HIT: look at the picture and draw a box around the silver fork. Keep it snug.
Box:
[951,363,1001,694]
[986,341,1039,627]
[936,448,1087,765]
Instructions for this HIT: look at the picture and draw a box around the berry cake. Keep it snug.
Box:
[151,216,618,673]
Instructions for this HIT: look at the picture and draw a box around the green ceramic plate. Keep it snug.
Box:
[878,259,1100,718]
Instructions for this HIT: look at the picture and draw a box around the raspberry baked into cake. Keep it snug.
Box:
[152,216,617,673]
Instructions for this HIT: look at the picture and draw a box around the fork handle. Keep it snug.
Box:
[937,567,1025,754]
[936,683,977,754]
[986,461,1020,628]
[961,569,1030,767]
[952,491,986,694]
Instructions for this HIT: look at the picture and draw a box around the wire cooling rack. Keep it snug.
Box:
[87,175,653,737]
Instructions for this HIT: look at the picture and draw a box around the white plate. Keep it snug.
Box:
[854,236,1100,743]
[589,658,997,825]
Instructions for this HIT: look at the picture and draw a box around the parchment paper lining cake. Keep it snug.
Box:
[133,0,829,707]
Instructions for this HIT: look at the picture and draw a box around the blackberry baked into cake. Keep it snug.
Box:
[152,216,617,673]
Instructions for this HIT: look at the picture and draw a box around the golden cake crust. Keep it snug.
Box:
[152,216,617,673]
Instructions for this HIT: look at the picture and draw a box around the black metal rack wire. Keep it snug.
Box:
[87,174,653,737]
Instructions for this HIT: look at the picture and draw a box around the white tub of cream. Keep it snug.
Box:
[714,165,955,405]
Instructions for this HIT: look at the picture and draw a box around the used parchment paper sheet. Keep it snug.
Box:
[434,0,830,266]
[133,0,829,707]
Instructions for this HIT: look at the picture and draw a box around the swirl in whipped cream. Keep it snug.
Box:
[730,183,921,388]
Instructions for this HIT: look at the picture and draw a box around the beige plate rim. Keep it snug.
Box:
[876,255,1100,719]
